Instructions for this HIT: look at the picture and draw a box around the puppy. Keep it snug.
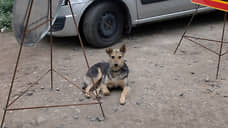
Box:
[83,44,129,105]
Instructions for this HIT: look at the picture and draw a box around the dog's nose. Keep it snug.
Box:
[114,64,118,67]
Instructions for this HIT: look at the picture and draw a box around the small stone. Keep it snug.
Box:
[73,48,78,51]
[23,123,33,128]
[179,93,184,97]
[56,126,64,128]
[27,82,33,85]
[209,83,215,87]
[205,77,210,82]
[78,97,84,102]
[180,50,186,54]
[136,97,144,105]
[34,82,39,85]
[73,115,79,120]
[87,116,96,121]
[207,89,213,93]
[96,116,105,122]
[136,102,141,105]
[29,119,36,126]
[190,72,195,75]
[216,85,221,88]
[113,107,119,112]
[40,86,45,90]
[159,65,164,68]
[26,91,33,96]
[224,96,228,98]
[193,60,198,63]
[130,81,136,84]
[56,88,60,91]
[36,116,46,124]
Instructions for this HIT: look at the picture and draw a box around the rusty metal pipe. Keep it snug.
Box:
[0,0,34,127]
[7,102,101,111]
[49,0,54,89]
[7,70,50,108]
[216,12,227,79]
[184,35,228,44]
[185,37,219,55]
[26,19,51,34]
[174,5,199,54]
[68,0,105,118]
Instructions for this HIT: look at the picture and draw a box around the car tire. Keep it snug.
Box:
[82,1,124,48]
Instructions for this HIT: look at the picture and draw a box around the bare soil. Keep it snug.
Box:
[1,11,228,128]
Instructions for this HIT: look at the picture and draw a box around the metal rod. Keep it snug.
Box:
[184,35,228,44]
[216,12,227,79]
[174,5,199,54]
[53,69,91,96]
[0,0,34,127]
[7,70,50,108]
[7,102,101,111]
[26,19,51,34]
[68,0,105,119]
[185,37,219,55]
[49,0,54,89]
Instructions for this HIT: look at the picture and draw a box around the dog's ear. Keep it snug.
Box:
[120,44,126,53]
[106,48,113,55]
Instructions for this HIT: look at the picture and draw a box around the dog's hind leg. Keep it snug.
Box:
[85,83,93,98]
[84,67,102,98]
[93,86,101,97]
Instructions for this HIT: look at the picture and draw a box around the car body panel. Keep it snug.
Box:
[136,0,195,19]
[52,0,213,37]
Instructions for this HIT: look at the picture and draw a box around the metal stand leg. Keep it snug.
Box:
[68,0,105,119]
[0,1,34,127]
[216,12,227,79]
[49,0,54,89]
[174,5,199,54]
[1,1,106,127]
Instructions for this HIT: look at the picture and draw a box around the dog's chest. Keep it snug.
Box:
[108,71,124,81]
[105,71,126,88]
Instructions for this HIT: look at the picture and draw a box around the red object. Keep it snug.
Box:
[192,0,228,12]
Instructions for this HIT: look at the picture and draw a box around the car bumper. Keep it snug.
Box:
[51,1,92,37]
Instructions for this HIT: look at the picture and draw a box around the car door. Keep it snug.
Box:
[136,0,195,19]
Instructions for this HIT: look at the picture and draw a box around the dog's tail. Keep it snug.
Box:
[82,67,102,90]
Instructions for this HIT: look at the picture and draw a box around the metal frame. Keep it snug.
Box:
[0,0,105,127]
[174,5,227,79]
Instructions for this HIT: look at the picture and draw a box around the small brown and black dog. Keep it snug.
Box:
[83,44,129,105]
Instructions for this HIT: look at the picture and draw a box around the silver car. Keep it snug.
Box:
[52,0,211,47]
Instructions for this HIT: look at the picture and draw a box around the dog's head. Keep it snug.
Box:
[106,44,126,71]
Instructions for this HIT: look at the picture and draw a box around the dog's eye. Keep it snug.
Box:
[111,56,115,59]
[118,56,122,59]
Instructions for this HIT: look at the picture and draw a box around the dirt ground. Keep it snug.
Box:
[1,11,228,128]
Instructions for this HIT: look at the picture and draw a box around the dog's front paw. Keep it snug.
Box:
[103,90,110,96]
[85,93,91,98]
[120,98,126,105]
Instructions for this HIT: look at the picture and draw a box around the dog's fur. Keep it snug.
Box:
[83,44,129,105]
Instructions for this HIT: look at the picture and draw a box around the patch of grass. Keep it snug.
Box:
[0,0,14,30]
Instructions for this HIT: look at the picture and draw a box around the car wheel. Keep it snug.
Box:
[82,2,124,48]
